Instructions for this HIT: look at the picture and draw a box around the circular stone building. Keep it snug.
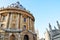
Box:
[0,2,37,40]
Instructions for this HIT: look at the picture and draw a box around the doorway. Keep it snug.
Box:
[24,35,29,40]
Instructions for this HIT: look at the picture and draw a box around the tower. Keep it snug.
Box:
[49,23,52,31]
[0,2,37,40]
[45,29,50,40]
[57,21,60,29]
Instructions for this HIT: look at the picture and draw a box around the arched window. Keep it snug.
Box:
[1,24,4,28]
[24,35,29,40]
[10,34,16,40]
[23,25,26,30]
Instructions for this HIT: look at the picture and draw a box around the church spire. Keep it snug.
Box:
[54,26,57,30]
[49,23,52,31]
[56,21,60,29]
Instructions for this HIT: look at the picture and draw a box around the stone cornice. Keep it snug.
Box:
[0,8,35,21]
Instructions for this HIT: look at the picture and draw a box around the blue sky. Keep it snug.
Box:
[0,0,60,38]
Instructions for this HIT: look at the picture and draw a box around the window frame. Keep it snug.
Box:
[23,25,26,30]
[24,18,26,22]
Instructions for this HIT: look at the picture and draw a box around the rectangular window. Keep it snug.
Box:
[2,16,6,21]
[24,18,26,22]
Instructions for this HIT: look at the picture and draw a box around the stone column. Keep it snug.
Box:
[20,14,23,30]
[7,13,11,29]
[31,20,33,31]
[31,20,34,32]
[0,14,1,27]
[29,17,30,30]
[6,13,9,28]
[16,14,19,29]
[9,13,12,28]
[0,14,1,21]
[30,18,32,30]
[19,14,21,29]
[32,21,35,32]
[27,17,29,30]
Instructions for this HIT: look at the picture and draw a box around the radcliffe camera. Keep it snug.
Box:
[0,0,60,40]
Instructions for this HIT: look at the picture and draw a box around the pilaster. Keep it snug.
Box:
[20,14,23,30]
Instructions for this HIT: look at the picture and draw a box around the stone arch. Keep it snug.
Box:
[24,35,29,40]
[10,34,16,40]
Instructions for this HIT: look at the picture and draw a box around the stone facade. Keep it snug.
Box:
[0,2,37,40]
